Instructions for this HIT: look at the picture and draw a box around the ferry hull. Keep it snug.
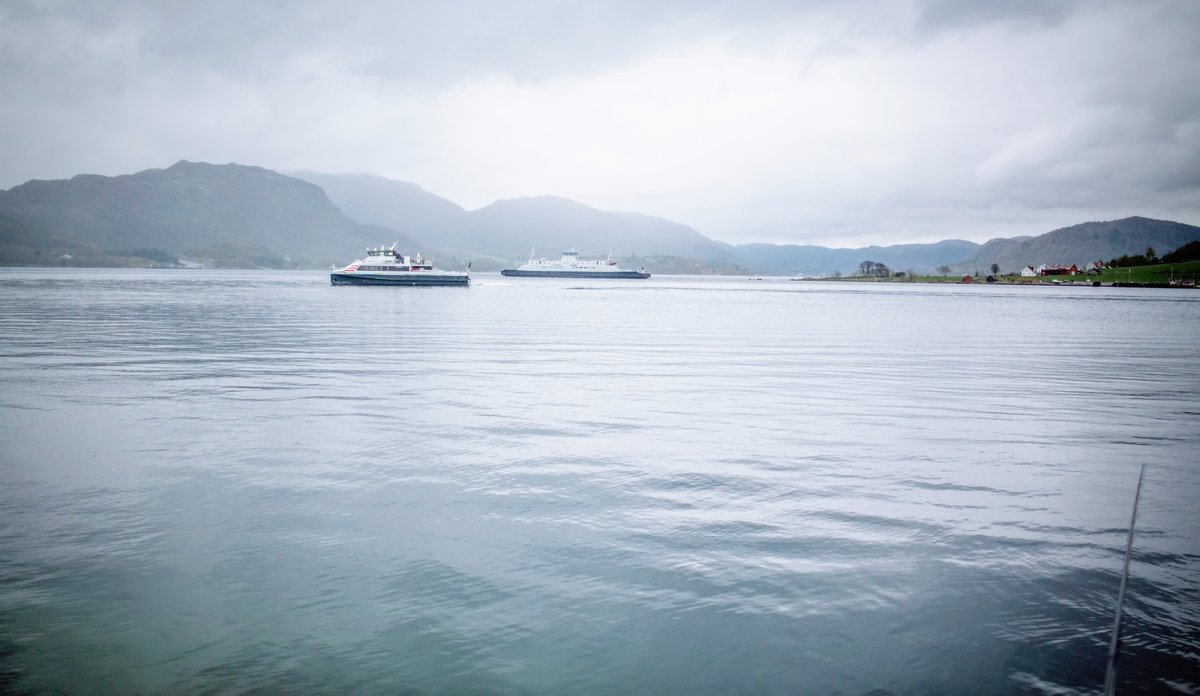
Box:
[500,269,650,279]
[330,272,470,287]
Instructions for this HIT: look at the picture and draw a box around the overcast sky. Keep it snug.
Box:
[2,0,1198,246]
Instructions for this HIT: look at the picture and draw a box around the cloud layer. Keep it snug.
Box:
[2,0,1198,245]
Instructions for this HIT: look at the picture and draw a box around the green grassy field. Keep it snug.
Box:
[1093,261,1200,284]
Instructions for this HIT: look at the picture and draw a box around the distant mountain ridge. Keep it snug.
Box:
[290,172,741,268]
[0,161,421,267]
[956,217,1200,274]
[2,161,1197,274]
[289,172,469,251]
[735,239,981,276]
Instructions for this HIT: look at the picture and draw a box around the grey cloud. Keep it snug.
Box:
[1,0,1197,244]
[2,0,886,88]
[914,0,1082,33]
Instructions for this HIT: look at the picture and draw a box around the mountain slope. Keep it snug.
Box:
[465,196,739,263]
[0,161,421,267]
[291,172,742,267]
[5,163,1197,275]
[958,217,1200,273]
[289,172,470,250]
[734,240,981,276]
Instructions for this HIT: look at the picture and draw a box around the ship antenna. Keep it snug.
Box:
[528,246,535,263]
[1103,463,1146,696]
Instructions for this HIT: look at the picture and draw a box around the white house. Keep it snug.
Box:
[1021,266,1037,277]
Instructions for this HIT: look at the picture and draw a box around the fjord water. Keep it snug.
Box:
[1,269,1197,695]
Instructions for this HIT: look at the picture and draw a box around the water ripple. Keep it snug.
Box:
[1,270,1198,694]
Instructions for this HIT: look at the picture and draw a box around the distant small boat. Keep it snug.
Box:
[501,249,650,279]
[330,243,469,286]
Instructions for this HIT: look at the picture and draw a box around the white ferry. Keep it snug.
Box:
[330,243,470,286]
[501,249,650,279]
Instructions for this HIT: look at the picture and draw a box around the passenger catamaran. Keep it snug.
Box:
[501,249,650,279]
[330,243,470,286]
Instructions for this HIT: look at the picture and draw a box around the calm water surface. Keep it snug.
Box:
[1,269,1198,695]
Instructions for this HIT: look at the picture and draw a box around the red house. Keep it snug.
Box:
[1040,264,1079,276]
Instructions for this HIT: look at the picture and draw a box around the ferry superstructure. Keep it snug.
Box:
[500,249,650,279]
[330,244,470,286]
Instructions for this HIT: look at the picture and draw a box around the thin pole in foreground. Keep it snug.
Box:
[1103,462,1147,696]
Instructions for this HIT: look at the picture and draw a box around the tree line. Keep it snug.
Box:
[853,239,1198,279]
[1108,241,1200,268]
[856,260,891,277]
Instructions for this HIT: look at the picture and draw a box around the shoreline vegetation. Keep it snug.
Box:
[789,259,1200,287]
[6,262,1198,289]
[5,244,1198,287]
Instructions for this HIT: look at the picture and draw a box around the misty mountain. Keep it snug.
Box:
[0,161,422,267]
[289,172,471,248]
[289,172,741,268]
[956,217,1200,274]
[4,162,1198,277]
[467,197,738,263]
[301,173,1196,277]
[734,240,981,276]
